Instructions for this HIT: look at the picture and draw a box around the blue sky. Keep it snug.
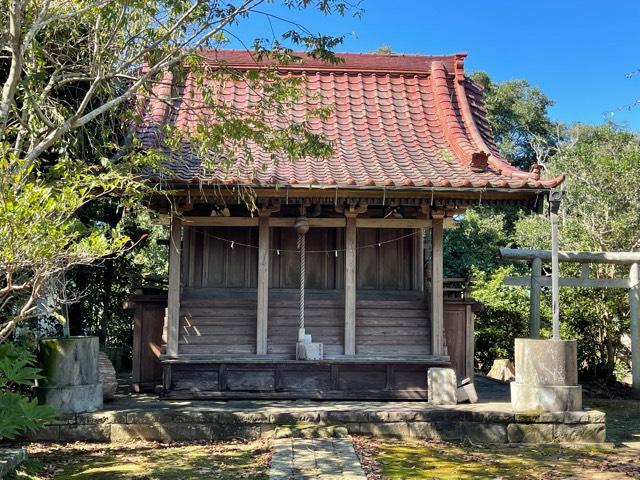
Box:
[228,0,640,130]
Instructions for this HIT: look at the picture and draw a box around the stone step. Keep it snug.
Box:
[274,424,349,439]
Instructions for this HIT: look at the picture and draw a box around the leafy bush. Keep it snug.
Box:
[471,267,551,372]
[0,344,55,440]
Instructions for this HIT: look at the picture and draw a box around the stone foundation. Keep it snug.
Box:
[26,402,606,444]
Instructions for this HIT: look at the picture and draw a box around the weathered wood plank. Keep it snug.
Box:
[179,334,256,345]
[344,215,357,355]
[166,216,182,357]
[181,325,255,335]
[431,214,444,356]
[269,217,346,228]
[182,217,259,227]
[256,216,270,355]
[179,344,255,355]
[356,218,432,229]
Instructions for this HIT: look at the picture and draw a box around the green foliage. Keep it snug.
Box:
[444,208,512,278]
[470,71,558,169]
[67,207,168,360]
[544,124,640,252]
[0,344,55,440]
[471,267,549,371]
[0,0,356,341]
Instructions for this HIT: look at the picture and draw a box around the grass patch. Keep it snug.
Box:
[9,440,270,480]
[353,437,640,480]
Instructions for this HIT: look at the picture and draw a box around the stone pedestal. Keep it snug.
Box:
[37,337,103,413]
[428,367,457,405]
[511,338,582,413]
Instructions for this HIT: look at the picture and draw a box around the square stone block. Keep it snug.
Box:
[511,383,582,413]
[554,423,606,443]
[408,422,460,441]
[507,423,554,443]
[427,368,457,405]
[59,425,110,442]
[459,422,507,444]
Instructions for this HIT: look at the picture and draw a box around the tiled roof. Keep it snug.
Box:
[138,50,564,191]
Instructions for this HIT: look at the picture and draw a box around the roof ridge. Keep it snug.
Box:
[199,49,468,75]
[430,58,487,173]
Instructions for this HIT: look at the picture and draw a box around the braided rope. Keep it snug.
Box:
[297,233,305,341]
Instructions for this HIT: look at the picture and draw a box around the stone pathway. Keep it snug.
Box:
[269,437,366,480]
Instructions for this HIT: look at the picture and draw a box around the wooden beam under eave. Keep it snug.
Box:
[356,218,432,229]
[431,213,444,356]
[166,215,182,358]
[181,217,259,227]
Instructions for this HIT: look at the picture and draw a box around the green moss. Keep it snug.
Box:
[10,441,270,480]
[367,440,621,480]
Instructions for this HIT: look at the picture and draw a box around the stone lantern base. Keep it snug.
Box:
[511,338,582,413]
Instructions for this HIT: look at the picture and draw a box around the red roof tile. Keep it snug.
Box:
[138,50,564,191]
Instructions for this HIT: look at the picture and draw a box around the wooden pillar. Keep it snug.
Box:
[414,228,425,291]
[529,256,542,339]
[344,214,357,356]
[630,262,639,392]
[431,212,444,356]
[166,214,182,358]
[256,215,270,355]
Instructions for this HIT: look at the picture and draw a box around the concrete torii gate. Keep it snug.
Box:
[500,246,640,393]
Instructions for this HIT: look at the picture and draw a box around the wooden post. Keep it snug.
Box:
[256,215,270,355]
[529,256,542,339]
[414,228,425,291]
[431,212,444,356]
[630,262,639,392]
[344,214,357,356]
[166,215,182,358]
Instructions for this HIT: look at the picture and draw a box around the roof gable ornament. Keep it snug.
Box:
[470,152,489,173]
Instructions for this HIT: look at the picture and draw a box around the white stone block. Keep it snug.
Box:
[427,368,457,405]
[457,382,479,404]
[296,342,323,360]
